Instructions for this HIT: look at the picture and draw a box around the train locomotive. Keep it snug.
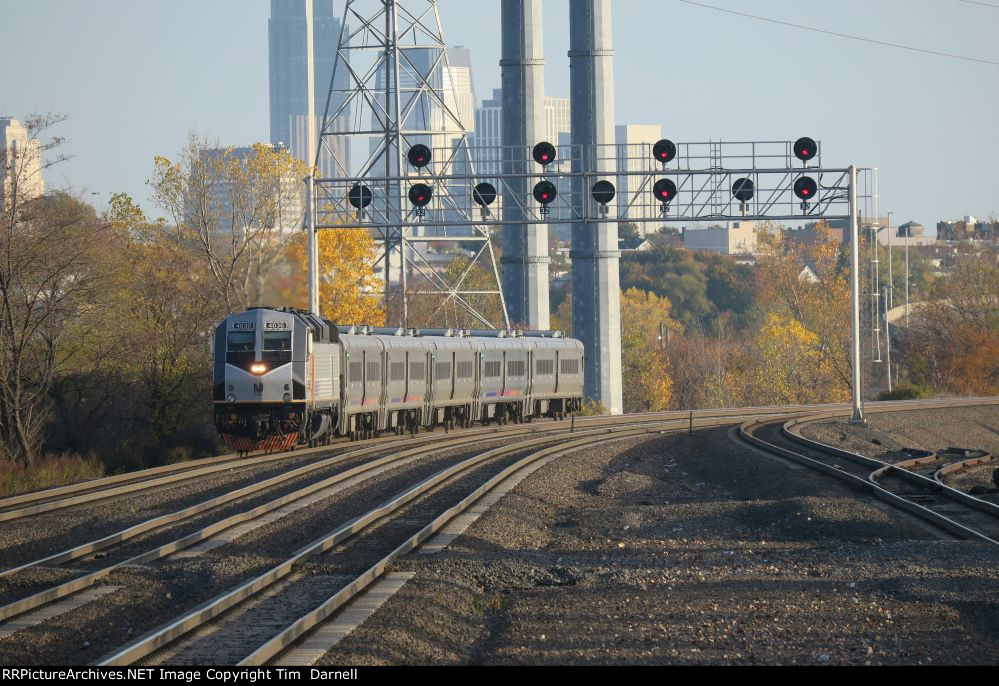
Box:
[213,308,585,453]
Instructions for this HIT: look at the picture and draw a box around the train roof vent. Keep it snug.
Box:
[367,327,407,336]
[337,325,360,335]
[521,330,565,338]
[414,328,457,338]
[466,329,512,338]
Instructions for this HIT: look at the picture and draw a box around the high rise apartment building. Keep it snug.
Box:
[1,118,44,205]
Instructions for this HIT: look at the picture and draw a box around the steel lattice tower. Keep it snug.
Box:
[312,0,509,329]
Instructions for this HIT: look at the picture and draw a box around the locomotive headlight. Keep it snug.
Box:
[283,393,292,403]
[250,363,268,375]
[226,394,237,403]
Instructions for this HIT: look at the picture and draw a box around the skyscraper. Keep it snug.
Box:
[1,118,45,206]
[269,0,349,177]
[471,88,570,176]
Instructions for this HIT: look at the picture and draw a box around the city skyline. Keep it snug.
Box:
[2,0,997,229]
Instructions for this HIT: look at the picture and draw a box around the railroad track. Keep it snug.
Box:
[739,401,999,547]
[1,399,993,665]
[96,423,673,666]
[0,402,913,523]
[0,412,757,656]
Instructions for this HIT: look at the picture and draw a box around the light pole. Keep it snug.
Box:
[886,211,894,311]
[905,224,910,327]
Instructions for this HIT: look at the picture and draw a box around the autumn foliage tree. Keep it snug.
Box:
[898,247,999,395]
[277,227,385,325]
[753,221,852,403]
[150,136,310,313]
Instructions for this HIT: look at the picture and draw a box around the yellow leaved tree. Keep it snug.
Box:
[277,227,386,326]
[754,221,852,402]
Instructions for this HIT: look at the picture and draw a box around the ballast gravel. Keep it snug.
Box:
[321,424,999,666]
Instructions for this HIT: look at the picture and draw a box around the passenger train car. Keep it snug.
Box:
[213,308,584,453]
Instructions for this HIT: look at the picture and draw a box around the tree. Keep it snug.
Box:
[555,288,677,412]
[754,221,853,401]
[898,247,999,395]
[276,227,385,325]
[150,136,310,314]
[0,192,109,464]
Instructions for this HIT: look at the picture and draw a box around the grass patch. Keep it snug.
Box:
[0,453,106,497]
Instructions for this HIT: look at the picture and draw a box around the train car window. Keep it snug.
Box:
[227,332,255,351]
[349,362,363,381]
[435,362,452,381]
[484,361,502,378]
[391,362,406,382]
[367,362,381,382]
[560,359,580,375]
[536,359,555,376]
[507,360,526,377]
[410,362,426,381]
[457,361,475,379]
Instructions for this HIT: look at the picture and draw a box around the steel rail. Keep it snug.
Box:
[241,432,656,666]
[97,421,682,666]
[737,404,999,547]
[0,398,971,518]
[0,423,574,581]
[0,423,611,623]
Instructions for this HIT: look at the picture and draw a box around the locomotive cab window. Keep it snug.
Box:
[262,332,292,365]
[226,331,256,367]
[227,332,255,351]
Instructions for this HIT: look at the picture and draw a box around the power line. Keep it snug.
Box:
[954,0,999,8]
[675,0,999,67]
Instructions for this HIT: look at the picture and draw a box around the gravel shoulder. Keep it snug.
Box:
[321,427,999,666]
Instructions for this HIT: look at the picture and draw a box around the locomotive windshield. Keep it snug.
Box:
[227,331,255,351]
[263,331,292,365]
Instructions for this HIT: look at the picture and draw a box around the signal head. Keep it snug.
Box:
[653,178,678,203]
[408,183,433,207]
[532,142,557,167]
[793,137,818,163]
[407,144,432,169]
[652,139,677,165]
[533,180,558,206]
[591,180,616,206]
[473,182,497,207]
[347,183,373,210]
[732,178,755,203]
[793,176,818,200]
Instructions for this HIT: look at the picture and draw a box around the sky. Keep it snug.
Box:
[2,0,997,229]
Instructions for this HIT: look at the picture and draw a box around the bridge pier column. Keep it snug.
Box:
[569,0,622,415]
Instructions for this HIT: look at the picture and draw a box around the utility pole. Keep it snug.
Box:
[883,285,892,393]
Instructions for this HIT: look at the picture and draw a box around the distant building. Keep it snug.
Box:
[797,223,847,245]
[369,46,476,162]
[1,117,44,204]
[471,88,571,176]
[682,221,758,255]
[938,216,997,242]
[269,0,350,177]
[616,124,662,238]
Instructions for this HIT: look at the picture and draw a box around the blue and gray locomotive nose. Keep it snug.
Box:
[215,311,306,405]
